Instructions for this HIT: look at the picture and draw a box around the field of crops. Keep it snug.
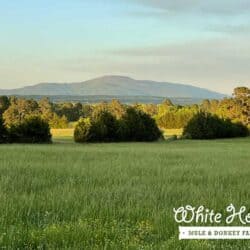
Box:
[0,133,249,249]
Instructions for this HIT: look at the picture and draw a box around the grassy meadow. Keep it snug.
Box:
[0,131,249,249]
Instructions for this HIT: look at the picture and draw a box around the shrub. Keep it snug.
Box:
[74,118,92,143]
[0,116,8,143]
[120,107,162,142]
[183,112,249,139]
[223,120,249,138]
[91,110,119,142]
[9,116,52,143]
[74,111,119,143]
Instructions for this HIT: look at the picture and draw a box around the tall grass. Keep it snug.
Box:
[0,138,249,248]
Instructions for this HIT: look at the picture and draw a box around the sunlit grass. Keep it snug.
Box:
[0,138,249,248]
[51,129,74,138]
[162,128,183,138]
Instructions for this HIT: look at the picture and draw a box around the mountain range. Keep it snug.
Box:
[0,76,225,99]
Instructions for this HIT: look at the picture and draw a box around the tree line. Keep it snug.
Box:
[0,86,249,143]
[0,87,249,130]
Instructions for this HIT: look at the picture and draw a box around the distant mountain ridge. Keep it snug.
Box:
[0,75,226,99]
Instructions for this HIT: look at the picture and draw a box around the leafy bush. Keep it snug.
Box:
[74,108,162,143]
[121,108,162,142]
[74,118,92,143]
[183,112,249,139]
[9,116,52,143]
[0,116,8,143]
[91,110,119,142]
[223,120,249,138]
[74,111,119,143]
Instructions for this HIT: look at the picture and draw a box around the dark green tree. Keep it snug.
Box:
[121,107,162,141]
[0,96,10,115]
[0,116,8,143]
[9,116,52,143]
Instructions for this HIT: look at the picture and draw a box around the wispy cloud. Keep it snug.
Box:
[207,24,250,34]
[108,39,250,59]
[129,0,250,15]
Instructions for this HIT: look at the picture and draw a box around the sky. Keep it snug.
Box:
[1,0,250,94]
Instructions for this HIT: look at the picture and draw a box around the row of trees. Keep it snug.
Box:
[0,87,249,130]
[200,87,249,126]
[59,85,249,130]
[155,87,249,129]
[0,110,248,144]
[0,101,162,143]
[0,97,68,128]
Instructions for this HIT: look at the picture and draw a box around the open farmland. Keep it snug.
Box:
[0,134,249,249]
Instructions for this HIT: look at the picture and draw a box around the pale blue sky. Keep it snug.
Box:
[1,0,250,94]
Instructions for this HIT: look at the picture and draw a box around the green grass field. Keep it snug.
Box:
[0,133,249,249]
